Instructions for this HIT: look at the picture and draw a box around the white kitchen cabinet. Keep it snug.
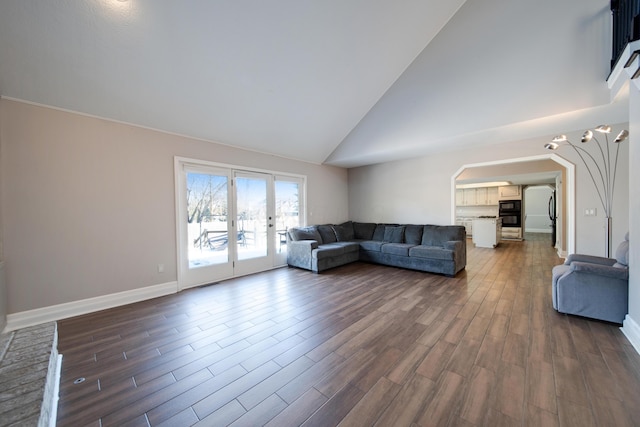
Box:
[487,187,499,205]
[472,218,501,248]
[501,227,522,240]
[475,188,488,205]
[463,188,477,205]
[463,219,473,236]
[499,185,521,199]
[456,186,500,206]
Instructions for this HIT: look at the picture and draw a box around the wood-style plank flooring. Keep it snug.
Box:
[56,234,640,426]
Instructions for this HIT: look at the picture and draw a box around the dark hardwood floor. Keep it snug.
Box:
[56,233,640,426]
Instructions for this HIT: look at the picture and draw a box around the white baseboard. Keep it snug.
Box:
[524,228,552,233]
[621,314,640,356]
[4,281,178,332]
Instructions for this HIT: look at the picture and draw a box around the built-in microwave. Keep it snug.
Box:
[499,200,521,213]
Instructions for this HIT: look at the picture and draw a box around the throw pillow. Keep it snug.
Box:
[290,226,322,242]
[372,224,388,241]
[317,224,337,244]
[404,224,424,245]
[353,222,376,240]
[615,239,629,266]
[383,226,405,243]
[333,222,355,241]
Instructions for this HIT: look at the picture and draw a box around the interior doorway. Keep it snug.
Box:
[523,185,557,247]
[451,154,572,256]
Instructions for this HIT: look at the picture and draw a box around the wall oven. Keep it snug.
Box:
[499,200,521,212]
[499,199,522,228]
[499,213,521,228]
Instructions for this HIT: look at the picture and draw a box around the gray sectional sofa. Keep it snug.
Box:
[286,221,466,276]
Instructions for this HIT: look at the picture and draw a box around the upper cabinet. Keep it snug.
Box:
[475,187,487,205]
[456,187,500,206]
[487,187,499,205]
[456,189,477,205]
[498,185,521,200]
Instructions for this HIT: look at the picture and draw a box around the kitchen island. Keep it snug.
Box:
[472,217,502,248]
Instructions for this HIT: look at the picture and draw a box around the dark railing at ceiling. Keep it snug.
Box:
[611,0,640,69]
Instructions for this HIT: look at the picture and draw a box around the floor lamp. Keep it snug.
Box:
[544,125,629,257]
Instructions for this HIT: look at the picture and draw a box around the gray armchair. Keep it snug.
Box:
[552,232,629,324]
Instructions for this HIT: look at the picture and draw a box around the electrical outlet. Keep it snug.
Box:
[158,264,164,273]
[584,208,597,216]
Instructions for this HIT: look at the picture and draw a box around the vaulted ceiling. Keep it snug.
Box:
[0,0,627,168]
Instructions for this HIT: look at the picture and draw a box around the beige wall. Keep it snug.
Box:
[348,128,629,257]
[0,99,349,314]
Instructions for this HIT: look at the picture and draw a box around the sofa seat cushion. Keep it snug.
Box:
[409,245,455,261]
[381,243,414,257]
[329,241,360,253]
[313,245,344,260]
[359,240,385,252]
[313,242,359,260]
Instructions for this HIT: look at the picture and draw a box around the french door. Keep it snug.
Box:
[233,171,272,276]
[175,158,304,289]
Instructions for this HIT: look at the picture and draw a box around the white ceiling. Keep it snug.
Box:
[0,0,628,168]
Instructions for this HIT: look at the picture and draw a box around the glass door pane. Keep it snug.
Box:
[187,172,230,268]
[233,171,272,275]
[177,164,233,289]
[274,176,304,265]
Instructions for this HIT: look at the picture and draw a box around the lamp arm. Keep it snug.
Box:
[610,141,622,216]
[567,142,608,214]
[591,135,611,212]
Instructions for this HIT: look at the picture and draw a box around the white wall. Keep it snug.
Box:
[626,81,639,345]
[348,126,629,256]
[0,99,349,314]
[524,186,554,233]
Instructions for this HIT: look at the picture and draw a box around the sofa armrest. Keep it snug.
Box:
[444,240,466,272]
[564,253,615,266]
[570,261,629,281]
[286,240,319,270]
[443,240,462,251]
[289,240,319,250]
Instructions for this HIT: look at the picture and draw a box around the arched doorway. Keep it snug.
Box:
[451,154,574,256]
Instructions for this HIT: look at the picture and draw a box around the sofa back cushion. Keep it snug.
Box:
[317,225,337,244]
[289,226,322,243]
[333,221,355,241]
[353,222,376,240]
[383,226,405,243]
[421,225,465,246]
[404,224,424,245]
[372,224,386,241]
[373,224,398,241]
